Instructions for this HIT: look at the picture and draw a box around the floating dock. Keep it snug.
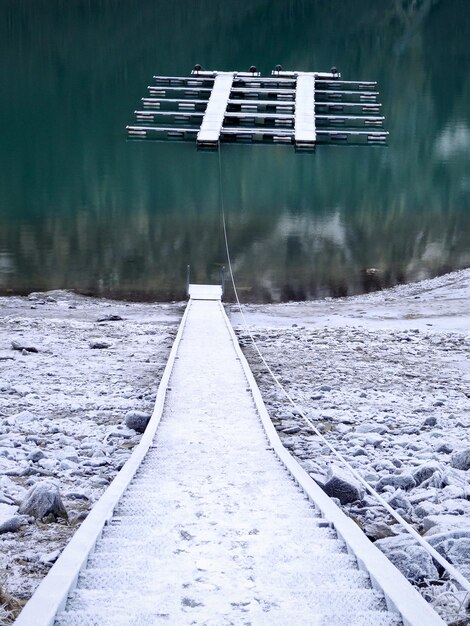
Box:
[126,66,388,150]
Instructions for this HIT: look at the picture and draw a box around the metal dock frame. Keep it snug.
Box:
[126,67,389,149]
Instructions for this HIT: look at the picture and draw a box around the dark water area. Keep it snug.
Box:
[1,0,469,302]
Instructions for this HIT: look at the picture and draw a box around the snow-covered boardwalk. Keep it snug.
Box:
[15,290,444,626]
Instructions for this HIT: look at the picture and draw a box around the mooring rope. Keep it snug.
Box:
[216,143,470,595]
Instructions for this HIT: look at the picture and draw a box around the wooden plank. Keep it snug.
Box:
[294,74,316,149]
[197,73,234,147]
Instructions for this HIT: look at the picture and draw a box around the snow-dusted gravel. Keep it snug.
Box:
[1,270,469,624]
[232,269,470,622]
[0,292,182,621]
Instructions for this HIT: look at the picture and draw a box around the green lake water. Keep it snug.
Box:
[1,0,469,301]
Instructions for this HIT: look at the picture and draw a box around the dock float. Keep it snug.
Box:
[294,73,316,150]
[15,287,443,626]
[197,72,234,148]
[126,66,389,150]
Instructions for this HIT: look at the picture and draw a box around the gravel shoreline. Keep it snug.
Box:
[0,292,182,622]
[233,269,470,623]
[1,270,469,624]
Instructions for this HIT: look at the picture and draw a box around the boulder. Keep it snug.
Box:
[89,340,111,349]
[0,516,27,534]
[362,521,398,541]
[18,481,68,521]
[375,535,439,583]
[428,530,470,578]
[412,461,442,486]
[414,501,441,519]
[450,448,470,471]
[97,314,123,322]
[322,467,364,504]
[125,410,151,433]
[422,415,437,427]
[386,489,413,516]
[423,515,470,535]
[356,423,388,435]
[11,340,38,353]
[376,472,416,492]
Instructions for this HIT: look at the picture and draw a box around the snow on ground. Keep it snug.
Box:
[231,268,470,622]
[53,299,402,626]
[0,291,182,621]
[0,270,469,624]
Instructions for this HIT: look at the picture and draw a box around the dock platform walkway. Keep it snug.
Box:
[51,291,403,625]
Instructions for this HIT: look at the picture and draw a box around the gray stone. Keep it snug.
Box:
[423,515,470,535]
[363,433,383,447]
[436,443,453,454]
[124,410,151,433]
[376,472,416,492]
[40,549,61,564]
[375,535,439,583]
[415,501,441,519]
[351,446,367,457]
[97,314,123,322]
[362,521,397,541]
[422,415,437,427]
[428,530,470,578]
[322,467,364,504]
[0,516,26,534]
[356,423,388,435]
[450,448,470,471]
[89,340,111,349]
[11,340,38,353]
[412,461,442,486]
[27,449,45,463]
[282,425,301,435]
[386,489,413,516]
[18,481,68,521]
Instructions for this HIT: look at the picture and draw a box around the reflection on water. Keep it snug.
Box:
[0,0,469,301]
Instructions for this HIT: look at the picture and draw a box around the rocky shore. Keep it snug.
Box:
[0,292,182,623]
[1,270,469,624]
[233,269,470,623]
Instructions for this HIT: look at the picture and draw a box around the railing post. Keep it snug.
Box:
[186,264,191,297]
[220,265,226,297]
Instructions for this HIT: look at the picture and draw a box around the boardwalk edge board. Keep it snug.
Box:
[126,67,389,149]
[15,296,443,626]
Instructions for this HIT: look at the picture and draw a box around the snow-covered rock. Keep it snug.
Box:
[0,515,28,534]
[412,461,442,486]
[450,448,470,471]
[375,535,439,582]
[322,466,364,504]
[385,490,413,516]
[125,410,151,433]
[376,472,416,492]
[18,481,68,521]
[423,515,470,535]
[428,530,470,578]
